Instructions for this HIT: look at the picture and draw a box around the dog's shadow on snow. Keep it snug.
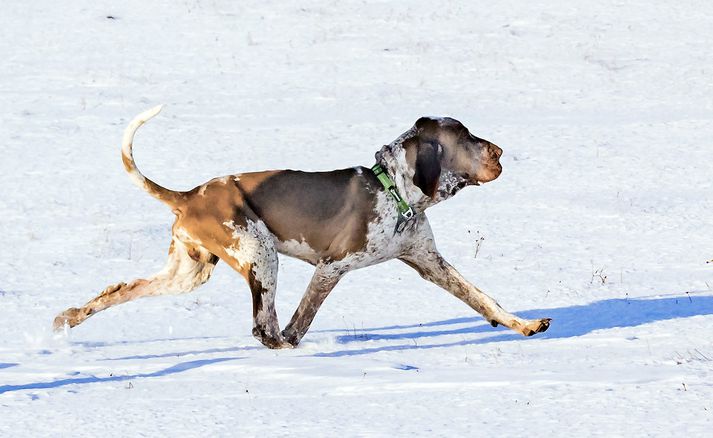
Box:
[311,294,713,358]
[0,341,258,395]
[0,357,241,395]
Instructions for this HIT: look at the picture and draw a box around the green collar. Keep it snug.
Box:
[371,163,415,225]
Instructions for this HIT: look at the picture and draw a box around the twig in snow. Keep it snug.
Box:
[590,264,607,285]
[471,230,485,259]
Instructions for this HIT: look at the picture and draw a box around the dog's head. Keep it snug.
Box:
[376,117,502,205]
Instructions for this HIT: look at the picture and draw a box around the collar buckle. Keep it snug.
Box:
[372,163,416,232]
[401,206,414,220]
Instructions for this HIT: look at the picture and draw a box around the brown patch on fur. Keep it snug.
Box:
[246,268,264,318]
[121,152,134,175]
[172,168,379,265]
[123,145,185,208]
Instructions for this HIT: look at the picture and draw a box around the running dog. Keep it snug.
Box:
[54,106,550,348]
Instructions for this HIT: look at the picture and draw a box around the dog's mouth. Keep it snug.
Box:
[450,180,470,196]
[466,176,481,187]
[462,172,481,187]
[471,163,502,185]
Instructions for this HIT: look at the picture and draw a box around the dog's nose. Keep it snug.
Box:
[491,144,503,158]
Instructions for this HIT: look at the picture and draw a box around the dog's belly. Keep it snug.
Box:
[275,238,322,265]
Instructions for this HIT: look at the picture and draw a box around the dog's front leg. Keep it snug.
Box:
[281,264,345,346]
[399,250,550,337]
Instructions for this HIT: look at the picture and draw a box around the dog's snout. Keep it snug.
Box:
[491,144,503,158]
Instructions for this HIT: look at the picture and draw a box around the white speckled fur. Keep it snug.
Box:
[378,128,431,211]
[221,219,285,344]
[223,219,277,293]
[330,191,412,268]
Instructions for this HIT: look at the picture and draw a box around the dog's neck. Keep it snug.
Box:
[375,129,439,214]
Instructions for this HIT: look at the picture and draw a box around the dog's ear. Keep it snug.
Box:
[413,140,442,199]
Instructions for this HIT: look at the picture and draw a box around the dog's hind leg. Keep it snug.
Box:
[215,218,291,349]
[53,239,218,330]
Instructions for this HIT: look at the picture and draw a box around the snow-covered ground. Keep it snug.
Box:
[2,0,713,435]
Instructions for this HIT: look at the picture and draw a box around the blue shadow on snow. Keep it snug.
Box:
[0,357,240,395]
[72,335,226,349]
[102,345,260,361]
[313,295,713,358]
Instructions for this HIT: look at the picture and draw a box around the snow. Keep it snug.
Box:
[2,0,713,435]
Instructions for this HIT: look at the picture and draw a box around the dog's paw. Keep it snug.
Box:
[272,339,296,349]
[280,329,304,348]
[52,308,83,331]
[253,327,295,349]
[260,336,295,350]
[519,318,551,337]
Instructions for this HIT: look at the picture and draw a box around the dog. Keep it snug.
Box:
[54,106,551,348]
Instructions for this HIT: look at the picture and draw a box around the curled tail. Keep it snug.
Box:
[121,105,182,210]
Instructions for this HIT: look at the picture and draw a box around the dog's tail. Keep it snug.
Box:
[121,105,183,211]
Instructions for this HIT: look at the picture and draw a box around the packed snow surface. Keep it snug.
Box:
[1,1,712,436]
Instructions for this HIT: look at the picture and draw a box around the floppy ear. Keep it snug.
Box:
[413,140,442,198]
